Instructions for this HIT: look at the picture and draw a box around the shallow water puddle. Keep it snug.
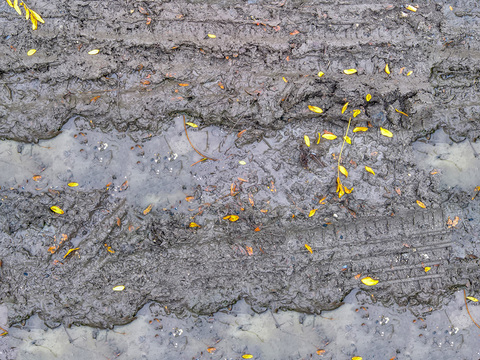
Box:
[413,128,480,191]
[1,290,479,359]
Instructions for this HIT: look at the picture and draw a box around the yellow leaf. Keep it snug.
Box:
[449,6,453,11]
[308,105,323,114]
[207,33,216,38]
[189,222,201,228]
[223,215,239,222]
[380,127,393,137]
[424,266,431,272]
[343,69,357,75]
[343,135,352,144]
[30,9,44,23]
[242,355,253,359]
[416,200,426,208]
[50,206,64,214]
[385,63,390,75]
[339,165,348,177]
[341,102,349,114]
[395,108,409,117]
[406,5,417,12]
[27,49,36,56]
[88,49,100,55]
[317,71,324,77]
[353,127,368,133]
[361,277,378,286]
[305,244,313,253]
[282,76,287,83]
[304,135,310,147]
[13,0,21,15]
[365,166,375,175]
[319,196,327,204]
[322,134,337,140]
[24,5,29,20]
[352,357,363,360]
[344,186,353,194]
[309,209,317,217]
[467,296,479,302]
[31,15,37,30]
[337,178,345,198]
[406,70,413,76]
[317,132,321,144]
[6,0,13,8]
[112,285,125,291]
[207,347,217,353]
[353,109,361,118]
[63,248,79,259]
[239,160,247,165]
[68,182,79,187]
[186,122,198,128]
[143,204,153,215]
[366,93,372,102]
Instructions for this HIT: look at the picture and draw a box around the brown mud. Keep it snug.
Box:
[0,0,479,332]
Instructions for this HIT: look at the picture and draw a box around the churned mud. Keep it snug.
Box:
[0,0,479,352]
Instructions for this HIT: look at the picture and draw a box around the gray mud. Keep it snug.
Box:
[0,0,479,346]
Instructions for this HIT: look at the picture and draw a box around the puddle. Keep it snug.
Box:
[413,128,480,191]
[1,290,479,360]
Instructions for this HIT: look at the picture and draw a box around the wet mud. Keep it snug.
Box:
[0,0,479,334]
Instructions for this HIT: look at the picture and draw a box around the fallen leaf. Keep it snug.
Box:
[238,177,248,182]
[304,135,311,147]
[143,204,153,215]
[354,274,361,280]
[316,349,326,355]
[343,135,352,144]
[395,188,401,195]
[207,34,216,38]
[282,76,287,82]
[88,49,100,55]
[185,122,198,128]
[308,105,323,114]
[339,165,348,177]
[246,246,253,255]
[289,29,300,35]
[467,296,479,302]
[146,17,151,25]
[68,182,79,187]
[322,134,337,140]
[13,0,21,15]
[395,108,409,117]
[319,196,327,204]
[237,130,247,137]
[344,186,353,194]
[449,6,453,11]
[218,81,224,89]
[185,196,194,202]
[242,355,253,359]
[365,166,375,175]
[223,215,239,222]
[407,70,413,76]
[447,216,460,228]
[342,102,349,114]
[353,127,368,133]
[33,175,42,181]
[406,5,417,12]
[380,127,393,137]
[260,209,268,213]
[416,200,426,208]
[63,248,79,259]
[385,63,390,75]
[31,15,37,30]
[6,0,13,8]
[239,160,247,165]
[106,246,115,254]
[309,209,317,217]
[424,266,431,272]
[254,227,261,231]
[189,222,201,228]
[353,109,361,118]
[317,71,325,77]
[27,49,36,56]
[366,93,372,102]
[112,285,125,291]
[305,244,313,253]
[343,69,357,75]
[249,194,255,207]
[207,347,216,353]
[50,206,64,214]
[352,357,363,360]
[361,277,378,286]
[178,83,189,86]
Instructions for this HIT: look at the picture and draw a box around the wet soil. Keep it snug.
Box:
[0,0,479,333]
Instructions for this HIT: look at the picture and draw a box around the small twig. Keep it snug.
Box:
[183,115,218,161]
[464,289,480,329]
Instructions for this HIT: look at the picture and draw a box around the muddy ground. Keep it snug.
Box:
[0,0,479,339]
